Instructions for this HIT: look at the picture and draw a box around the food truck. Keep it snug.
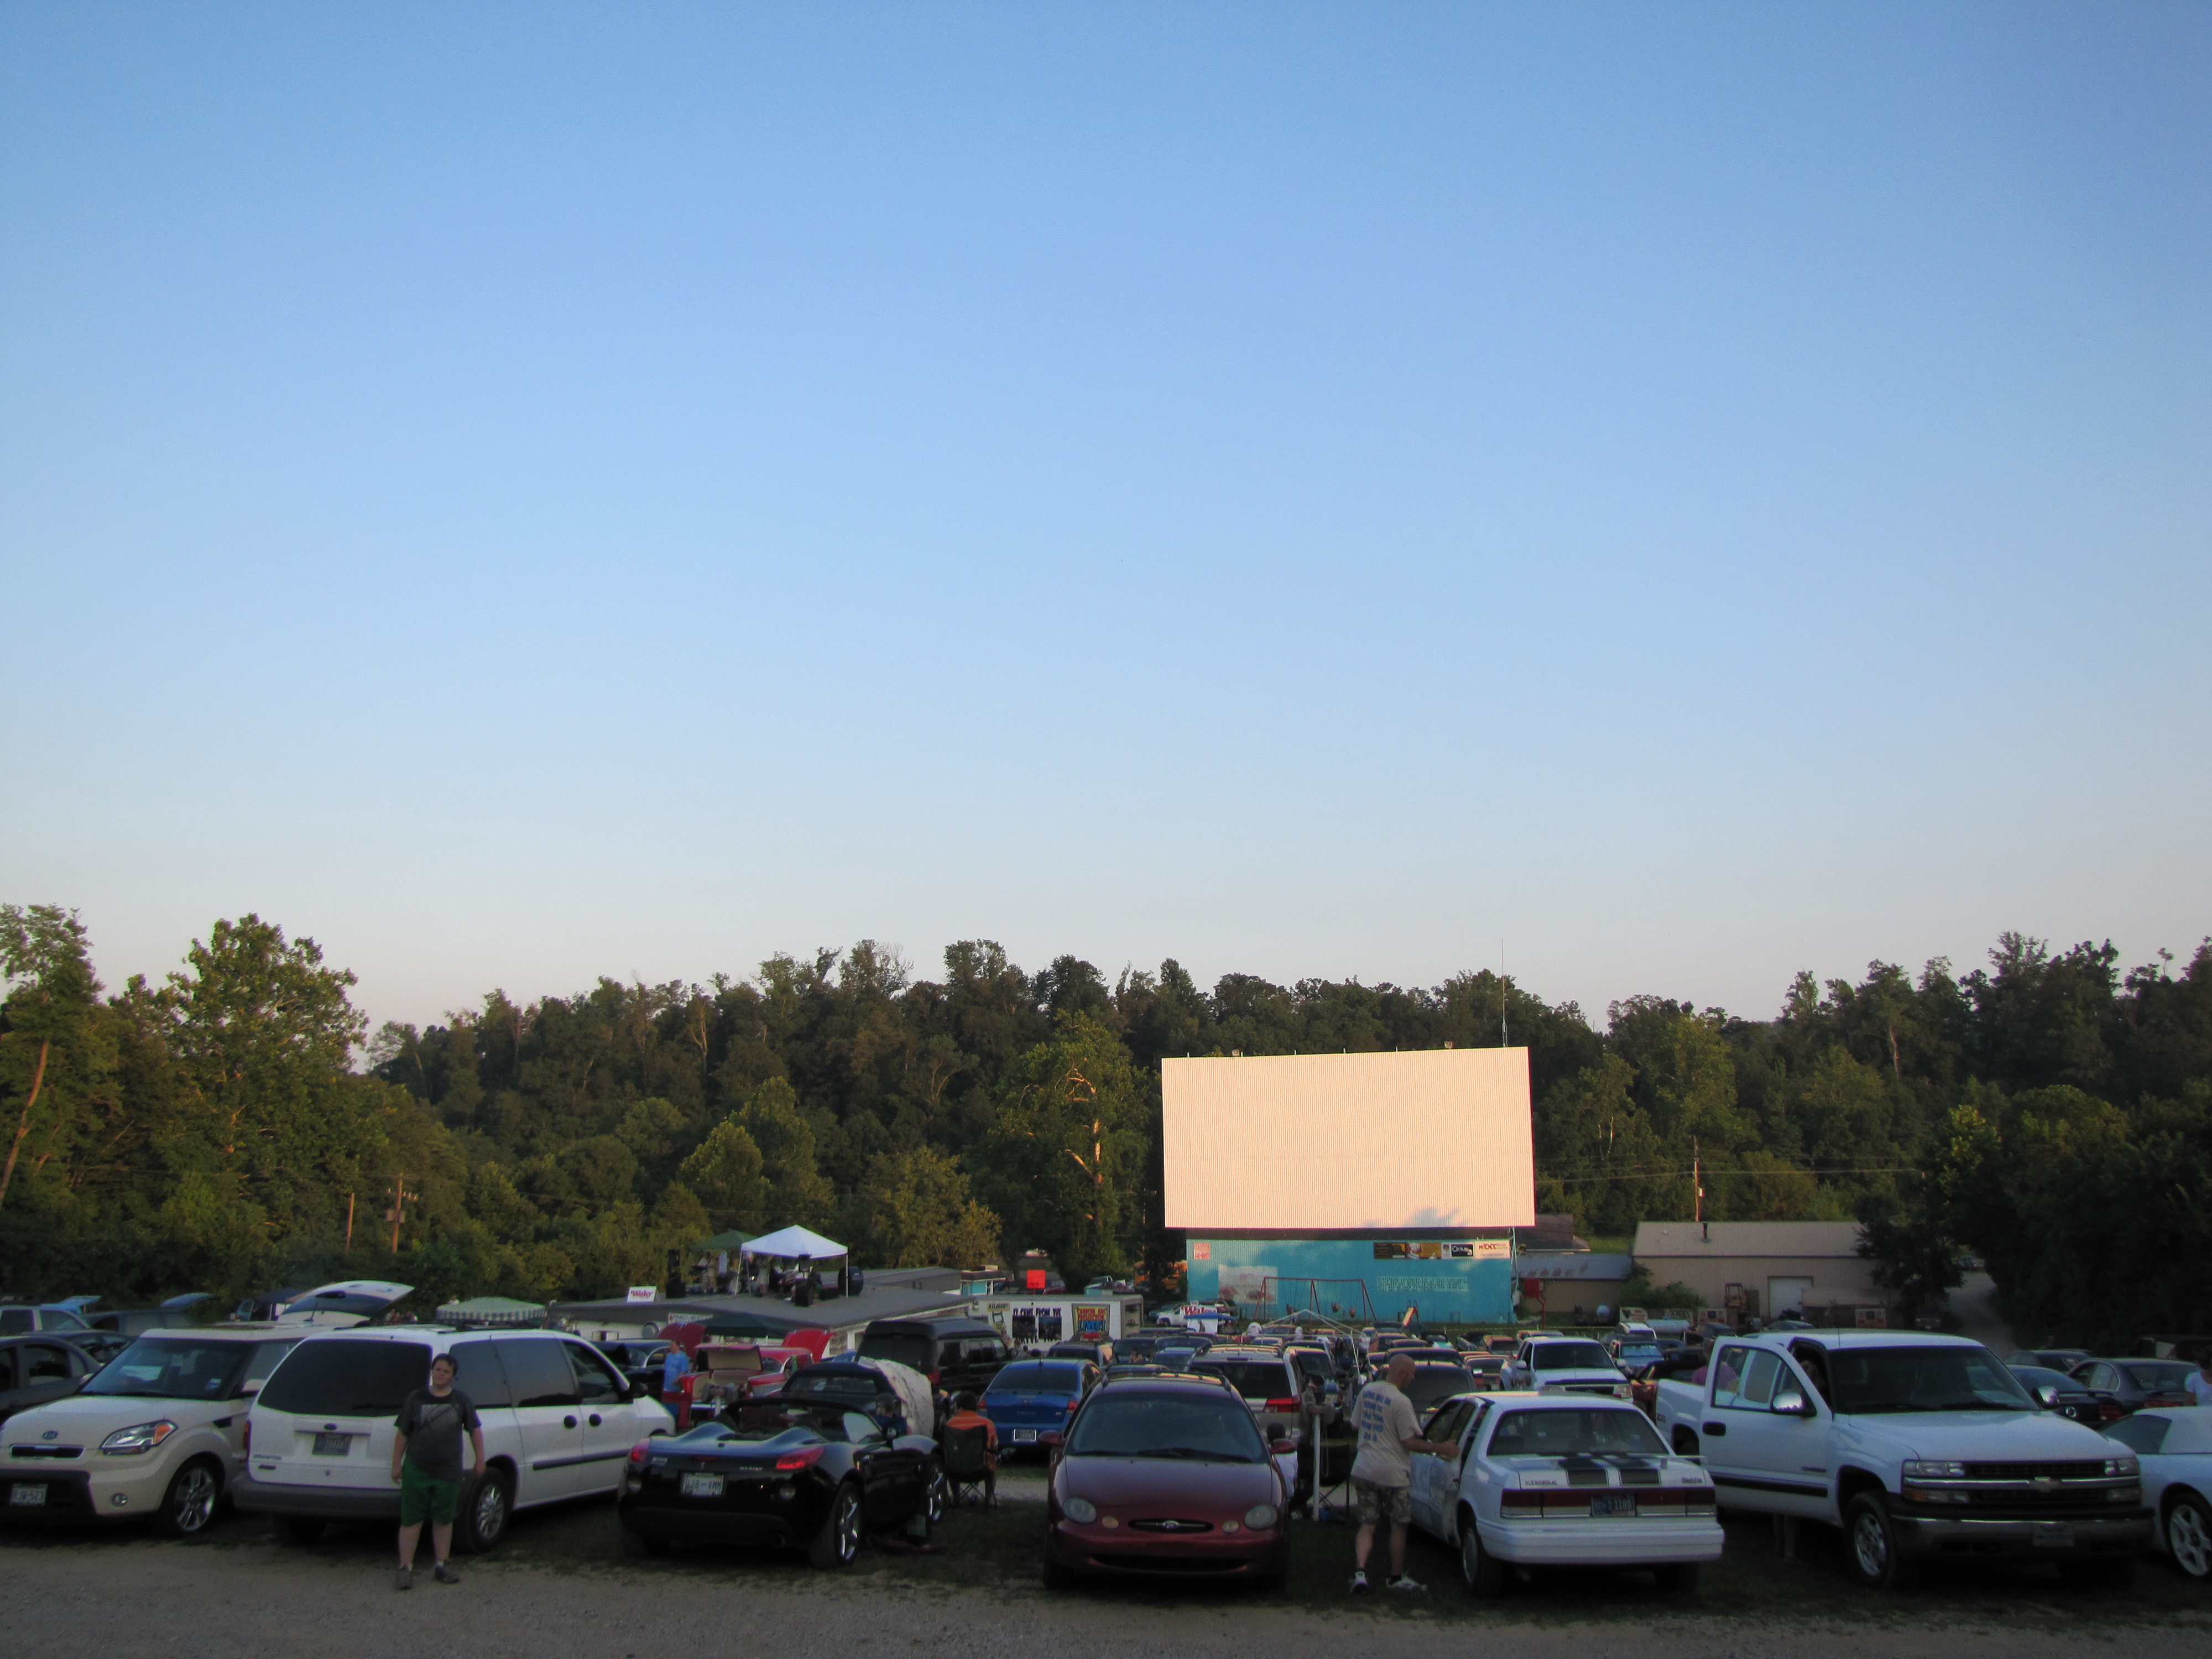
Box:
[963,1292,1149,1352]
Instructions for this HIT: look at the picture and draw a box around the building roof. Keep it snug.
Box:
[1514,1253,1634,1281]
[1631,1221,1867,1259]
[552,1282,963,1334]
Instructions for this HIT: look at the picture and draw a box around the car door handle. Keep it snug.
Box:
[564,1416,578,1429]
[588,1414,602,1427]
[1702,1422,1727,1437]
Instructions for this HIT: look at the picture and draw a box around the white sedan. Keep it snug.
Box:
[1407,1390,1723,1595]
[2103,1408,2212,1580]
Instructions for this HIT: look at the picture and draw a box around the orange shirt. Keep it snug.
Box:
[946,1408,999,1463]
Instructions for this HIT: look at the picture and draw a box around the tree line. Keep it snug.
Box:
[2,904,2206,1347]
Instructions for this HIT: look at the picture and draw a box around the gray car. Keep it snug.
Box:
[0,1335,98,1428]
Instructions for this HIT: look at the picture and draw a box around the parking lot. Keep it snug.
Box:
[4,1485,2208,1659]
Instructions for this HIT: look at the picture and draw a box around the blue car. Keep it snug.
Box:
[980,1359,1098,1454]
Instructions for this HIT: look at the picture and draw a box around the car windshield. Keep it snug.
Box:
[257,1339,434,1416]
[81,1337,252,1400]
[1403,1365,1477,1410]
[857,1334,932,1370]
[2123,1363,2194,1391]
[1487,1407,1668,1457]
[1192,1360,1294,1399]
[1066,1394,1267,1462]
[987,1362,1082,1395]
[1531,1343,1612,1370]
[1827,1345,2034,1413]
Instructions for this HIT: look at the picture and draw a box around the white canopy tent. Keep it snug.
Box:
[738,1225,846,1261]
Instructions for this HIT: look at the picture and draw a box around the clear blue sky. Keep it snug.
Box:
[3,3,2206,1030]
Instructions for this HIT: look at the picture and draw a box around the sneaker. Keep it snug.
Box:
[395,1566,413,1592]
[1349,1569,1370,1593]
[1386,1573,1426,1592]
[434,1563,460,1585]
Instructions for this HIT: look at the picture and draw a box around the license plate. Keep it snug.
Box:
[1590,1494,1637,1517]
[314,1433,351,1456]
[1011,1428,1037,1443]
[9,1484,46,1507]
[680,1473,724,1499]
[2032,1523,2074,1549]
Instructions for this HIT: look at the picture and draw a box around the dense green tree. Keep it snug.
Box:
[852,1146,1001,1268]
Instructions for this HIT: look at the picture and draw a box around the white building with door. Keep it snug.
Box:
[1629,1221,1887,1324]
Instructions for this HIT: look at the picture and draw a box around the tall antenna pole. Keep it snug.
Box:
[1500,941,1508,1047]
[1695,1140,1707,1243]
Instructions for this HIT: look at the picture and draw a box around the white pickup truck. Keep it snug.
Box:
[1651,1331,2149,1588]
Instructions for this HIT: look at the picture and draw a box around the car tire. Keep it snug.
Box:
[2165,1491,2212,1581]
[154,1458,222,1539]
[2058,1556,2137,1591]
[1655,1561,1699,1595]
[1842,1492,1919,1591]
[1672,1427,1700,1458]
[620,1521,667,1559]
[922,1459,948,1532]
[273,1515,326,1546]
[454,1467,512,1556]
[1459,1517,1506,1597]
[808,1480,863,1569]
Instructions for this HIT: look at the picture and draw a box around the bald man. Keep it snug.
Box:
[1348,1352,1459,1592]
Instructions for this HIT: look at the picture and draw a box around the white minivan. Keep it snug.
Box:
[234,1327,674,1552]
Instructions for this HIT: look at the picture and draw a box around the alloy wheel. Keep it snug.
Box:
[1852,1511,1888,1580]
[472,1477,508,1547]
[2170,1499,2211,1579]
[171,1465,217,1534]
[836,1488,863,1562]
[925,1466,947,1526]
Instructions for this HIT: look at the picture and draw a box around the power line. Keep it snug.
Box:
[1540,1166,1917,1184]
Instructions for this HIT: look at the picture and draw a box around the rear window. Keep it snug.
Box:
[1193,1359,1296,1399]
[858,1333,935,1371]
[985,1362,1083,1395]
[260,1340,433,1416]
[1402,1365,1476,1410]
[2124,1363,2194,1391]
[1488,1407,1667,1457]
[1531,1342,1611,1370]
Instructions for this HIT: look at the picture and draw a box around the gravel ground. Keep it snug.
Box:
[4,1493,2208,1659]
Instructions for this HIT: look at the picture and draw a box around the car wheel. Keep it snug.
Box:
[1459,1517,1505,1596]
[2166,1492,2212,1581]
[808,1481,863,1569]
[1842,1492,1919,1590]
[274,1515,326,1546]
[620,1521,667,1559]
[922,1459,948,1530]
[154,1459,222,1538]
[455,1467,512,1556]
[2058,1556,2137,1591]
[1672,1427,1699,1458]
[1654,1561,1699,1595]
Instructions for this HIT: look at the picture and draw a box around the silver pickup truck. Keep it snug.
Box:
[1651,1331,2148,1588]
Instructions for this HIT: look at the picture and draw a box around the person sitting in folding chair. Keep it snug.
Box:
[941,1392,998,1509]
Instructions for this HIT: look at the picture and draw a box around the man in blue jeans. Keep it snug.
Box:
[391,1352,486,1590]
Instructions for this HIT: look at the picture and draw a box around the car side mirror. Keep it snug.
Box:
[1038,1431,1064,1449]
[1771,1389,1815,1418]
[2034,1384,2058,1408]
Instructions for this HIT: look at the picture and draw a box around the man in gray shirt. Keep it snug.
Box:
[391,1352,486,1591]
[1348,1353,1459,1593]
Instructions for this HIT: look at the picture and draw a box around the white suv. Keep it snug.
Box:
[1503,1336,1630,1400]
[2,1324,302,1536]
[235,1327,674,1552]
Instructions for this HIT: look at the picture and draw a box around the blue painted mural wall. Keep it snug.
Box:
[1187,1237,1515,1323]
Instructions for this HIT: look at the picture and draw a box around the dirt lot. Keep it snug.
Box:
[4,1491,2208,1659]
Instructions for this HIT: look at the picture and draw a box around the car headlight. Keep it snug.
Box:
[1244,1503,1279,1528]
[1901,1460,1964,1480]
[2104,1457,2138,1478]
[100,1421,178,1455]
[1061,1496,1098,1524]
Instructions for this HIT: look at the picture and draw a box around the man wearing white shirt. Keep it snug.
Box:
[2188,1348,2212,1408]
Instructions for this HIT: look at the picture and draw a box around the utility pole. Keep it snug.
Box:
[385,1179,415,1255]
[344,1193,356,1256]
[1695,1141,1707,1243]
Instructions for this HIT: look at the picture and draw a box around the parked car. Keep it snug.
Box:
[2011,1348,2096,1373]
[2007,1363,2107,1426]
[1041,1373,1293,1588]
[1407,1390,1721,1594]
[236,1327,673,1552]
[1047,1342,1115,1365]
[856,1318,1009,1396]
[618,1394,944,1567]
[980,1359,1098,1454]
[1503,1337,1630,1400]
[0,1334,103,1430]
[2069,1358,2199,1419]
[1611,1336,1666,1373]
[0,1305,95,1335]
[2,1326,300,1535]
[1653,1332,2147,1589]
[744,1346,814,1400]
[2103,1408,2212,1581]
[1189,1349,1309,1444]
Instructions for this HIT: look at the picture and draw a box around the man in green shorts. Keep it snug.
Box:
[391,1352,486,1590]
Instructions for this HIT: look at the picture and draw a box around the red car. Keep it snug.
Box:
[1042,1375,1293,1588]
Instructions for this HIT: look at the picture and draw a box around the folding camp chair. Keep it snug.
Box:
[941,1421,994,1508]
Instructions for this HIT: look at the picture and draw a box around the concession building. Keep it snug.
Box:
[1165,1048,1535,1325]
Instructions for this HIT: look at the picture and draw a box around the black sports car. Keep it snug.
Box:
[617,1397,946,1568]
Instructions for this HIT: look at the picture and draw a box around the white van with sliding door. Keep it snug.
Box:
[234,1327,673,1552]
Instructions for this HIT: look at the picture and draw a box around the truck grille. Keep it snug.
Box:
[1961,1460,2105,1481]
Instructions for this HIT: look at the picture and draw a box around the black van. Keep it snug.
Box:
[857,1317,1009,1395]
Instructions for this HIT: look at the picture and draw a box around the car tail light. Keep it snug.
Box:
[628,1441,653,1467]
[1264,1398,1301,1413]
[1065,1397,1079,1413]
[1499,1491,1545,1511]
[2099,1402,2125,1420]
[928,1370,941,1385]
[775,1445,827,1472]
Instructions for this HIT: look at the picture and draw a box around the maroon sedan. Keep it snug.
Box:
[1042,1375,1293,1588]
